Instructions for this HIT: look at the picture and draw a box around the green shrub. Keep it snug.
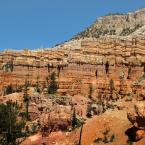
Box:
[127,139,133,145]
[138,74,145,82]
[5,85,13,95]
[103,128,110,135]
[94,138,102,143]
[110,134,116,142]
[103,136,110,143]
[16,86,23,93]
[86,105,93,118]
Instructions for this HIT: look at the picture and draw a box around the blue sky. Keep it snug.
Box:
[0,0,145,50]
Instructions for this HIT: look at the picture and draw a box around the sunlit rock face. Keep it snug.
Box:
[0,37,144,98]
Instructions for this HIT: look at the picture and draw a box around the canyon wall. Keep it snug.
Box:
[0,36,145,98]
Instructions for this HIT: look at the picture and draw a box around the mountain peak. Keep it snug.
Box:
[74,7,145,40]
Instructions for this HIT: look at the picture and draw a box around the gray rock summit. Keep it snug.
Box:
[74,8,145,39]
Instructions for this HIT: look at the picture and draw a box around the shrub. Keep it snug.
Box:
[103,129,116,143]
[103,128,110,135]
[127,139,133,145]
[86,105,93,118]
[94,138,102,143]
[16,85,23,93]
[103,136,110,143]
[5,85,13,95]
[29,123,37,134]
[110,134,116,142]
[120,24,143,36]
[138,74,145,82]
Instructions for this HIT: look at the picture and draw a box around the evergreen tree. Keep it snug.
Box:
[109,79,115,100]
[72,108,77,128]
[127,66,132,79]
[5,85,13,95]
[105,61,109,74]
[47,63,50,72]
[23,80,30,120]
[86,104,92,118]
[57,65,61,77]
[0,101,25,145]
[48,72,58,94]
[36,76,40,93]
[95,69,98,78]
[88,84,93,99]
[71,108,82,129]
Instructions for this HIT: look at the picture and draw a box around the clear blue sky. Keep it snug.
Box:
[0,0,145,50]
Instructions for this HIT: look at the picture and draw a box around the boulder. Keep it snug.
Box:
[136,130,145,141]
[127,102,145,129]
[39,105,71,131]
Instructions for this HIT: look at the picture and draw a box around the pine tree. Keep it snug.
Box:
[127,66,132,79]
[0,101,25,144]
[23,80,30,120]
[36,76,40,93]
[95,69,98,78]
[105,61,109,74]
[57,65,61,77]
[72,108,77,128]
[48,72,58,94]
[109,79,115,100]
[88,84,93,99]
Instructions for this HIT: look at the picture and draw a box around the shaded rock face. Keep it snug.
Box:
[127,101,145,141]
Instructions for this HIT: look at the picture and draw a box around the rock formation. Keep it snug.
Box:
[128,102,145,129]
